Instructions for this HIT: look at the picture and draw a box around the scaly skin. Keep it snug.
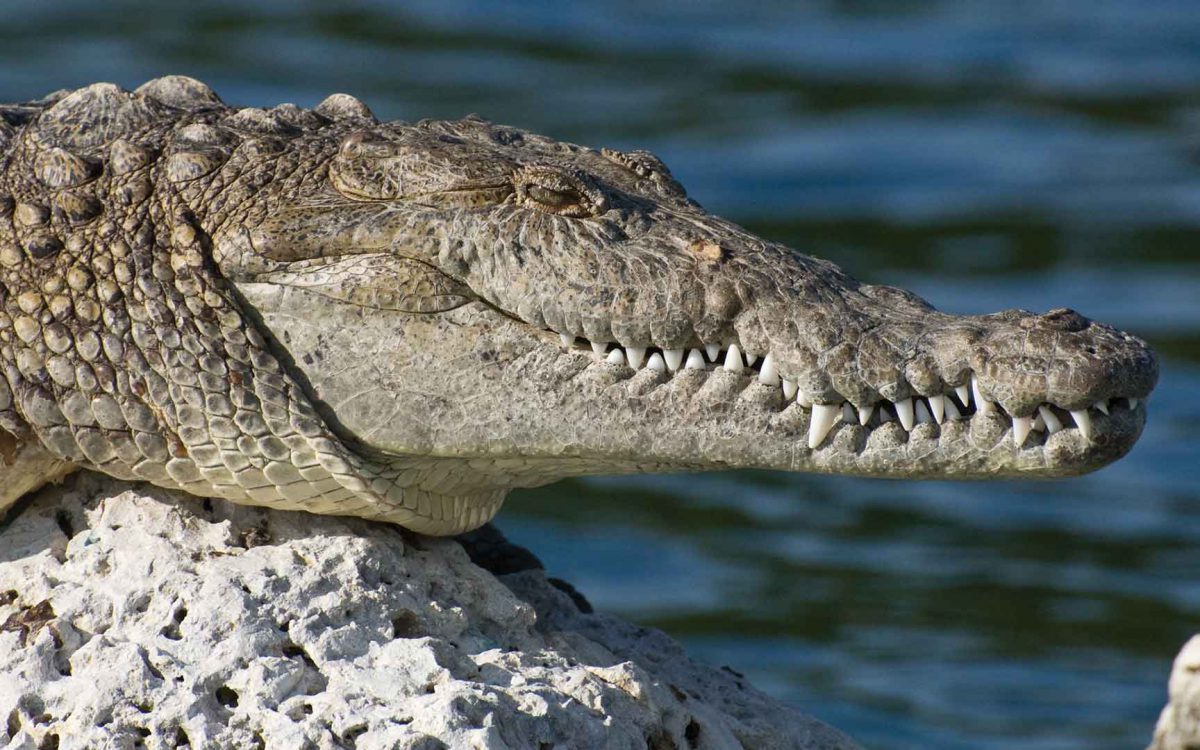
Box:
[0,77,1158,535]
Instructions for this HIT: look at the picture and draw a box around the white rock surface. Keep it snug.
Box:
[1149,635,1200,750]
[0,475,859,750]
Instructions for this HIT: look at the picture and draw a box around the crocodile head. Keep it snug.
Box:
[217,111,1156,527]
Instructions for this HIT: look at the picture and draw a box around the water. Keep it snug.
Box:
[3,2,1198,747]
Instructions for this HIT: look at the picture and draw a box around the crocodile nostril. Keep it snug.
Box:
[1021,307,1089,332]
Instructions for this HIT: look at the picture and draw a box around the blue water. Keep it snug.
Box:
[2,2,1198,747]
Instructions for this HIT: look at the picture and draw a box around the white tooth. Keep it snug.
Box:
[591,341,607,357]
[626,346,646,369]
[1012,415,1033,447]
[858,405,873,425]
[782,379,798,400]
[944,397,963,420]
[807,404,840,449]
[971,375,994,415]
[1128,397,1139,410]
[915,399,933,425]
[723,344,745,372]
[559,333,573,348]
[757,353,780,385]
[1094,400,1109,415]
[646,352,667,372]
[1070,409,1093,440]
[664,349,684,371]
[685,349,707,370]
[895,398,915,431]
[1031,413,1045,432]
[796,391,813,408]
[928,394,945,424]
[745,353,760,367]
[879,408,894,423]
[956,383,971,408]
[842,402,857,423]
[705,344,721,361]
[1038,405,1063,434]
[606,348,626,366]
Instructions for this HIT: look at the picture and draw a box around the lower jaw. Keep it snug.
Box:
[554,364,1147,480]
[785,402,1146,479]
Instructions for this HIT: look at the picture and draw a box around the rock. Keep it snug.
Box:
[0,475,859,750]
[1149,635,1200,750]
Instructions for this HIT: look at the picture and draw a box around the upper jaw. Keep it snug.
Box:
[429,215,1158,475]
[523,290,1156,476]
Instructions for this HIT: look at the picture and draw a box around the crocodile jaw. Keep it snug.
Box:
[239,280,1151,489]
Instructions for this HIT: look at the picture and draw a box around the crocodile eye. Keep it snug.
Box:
[514,165,607,218]
[526,184,582,210]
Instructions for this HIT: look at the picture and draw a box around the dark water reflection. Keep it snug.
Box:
[2,2,1198,747]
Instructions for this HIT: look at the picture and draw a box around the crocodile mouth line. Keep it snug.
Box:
[547,329,1144,451]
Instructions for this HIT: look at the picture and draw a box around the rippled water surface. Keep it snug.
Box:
[2,2,1198,747]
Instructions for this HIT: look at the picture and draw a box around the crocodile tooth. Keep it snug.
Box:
[591,341,607,357]
[915,399,933,425]
[782,379,798,400]
[745,353,759,367]
[858,405,873,425]
[956,383,971,408]
[1031,413,1045,432]
[895,398,915,431]
[646,352,666,372]
[1013,415,1033,447]
[1071,409,1093,440]
[705,343,721,361]
[757,353,780,385]
[723,344,744,372]
[1128,397,1139,410]
[626,346,646,369]
[927,394,945,424]
[685,349,706,370]
[796,390,813,408]
[879,407,894,423]
[664,349,684,371]
[1038,405,1063,434]
[606,348,626,366]
[808,404,840,449]
[971,375,994,415]
[944,397,963,420]
[1094,400,1109,415]
[559,333,573,348]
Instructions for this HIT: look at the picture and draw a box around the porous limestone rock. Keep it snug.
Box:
[0,475,858,750]
[1149,635,1200,750]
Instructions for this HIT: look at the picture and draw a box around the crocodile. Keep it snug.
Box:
[0,77,1158,535]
